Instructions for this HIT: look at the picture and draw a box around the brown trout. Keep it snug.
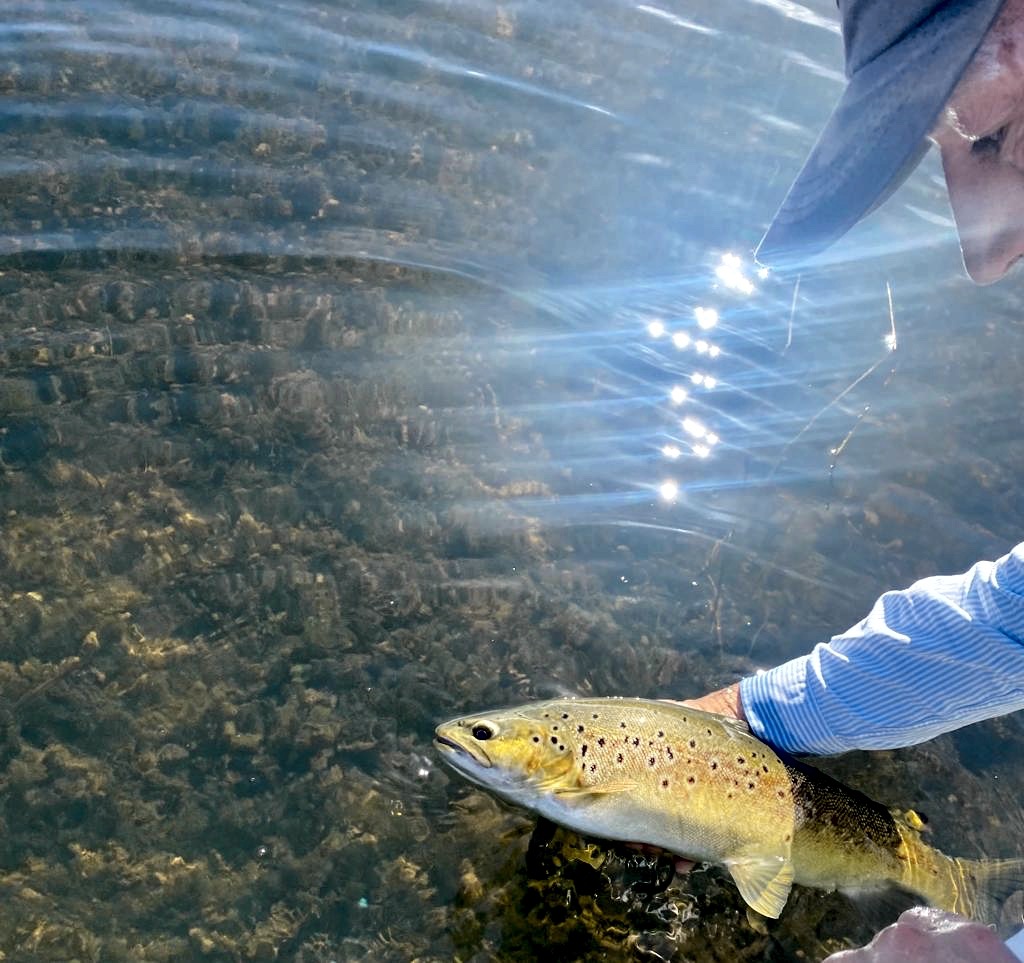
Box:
[435,697,1024,920]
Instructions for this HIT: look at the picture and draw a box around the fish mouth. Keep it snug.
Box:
[434,731,492,768]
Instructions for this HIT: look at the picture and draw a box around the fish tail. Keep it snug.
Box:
[900,827,1024,922]
[945,856,1024,923]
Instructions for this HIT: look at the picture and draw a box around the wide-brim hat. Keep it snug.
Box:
[755,0,1006,268]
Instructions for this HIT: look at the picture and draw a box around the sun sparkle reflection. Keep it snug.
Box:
[682,417,706,439]
[695,305,719,329]
[636,254,765,492]
[715,252,755,295]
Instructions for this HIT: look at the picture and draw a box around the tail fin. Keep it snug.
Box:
[951,857,1024,924]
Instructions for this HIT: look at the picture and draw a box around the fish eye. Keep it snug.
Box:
[471,723,494,741]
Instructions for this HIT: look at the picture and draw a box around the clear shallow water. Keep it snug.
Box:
[1,0,1024,960]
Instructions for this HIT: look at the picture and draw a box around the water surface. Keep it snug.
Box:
[2,0,1024,960]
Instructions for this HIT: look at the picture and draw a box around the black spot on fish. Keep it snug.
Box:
[550,736,558,745]
[632,737,640,747]
[590,763,597,773]
[710,760,718,770]
[687,775,695,784]
[762,765,769,773]
[777,790,786,799]
[597,737,606,747]
[559,745,566,751]
[577,725,584,733]
[648,756,656,767]
[617,753,624,763]
[552,725,559,731]
[544,713,550,718]
[592,713,599,720]
[688,739,696,749]
[532,736,540,743]
[727,791,734,799]
[737,757,745,765]
[706,728,712,736]
[581,744,588,757]
[620,722,627,728]
[747,782,755,790]
[662,779,669,788]
[562,713,569,719]
[666,747,674,760]
[657,730,664,738]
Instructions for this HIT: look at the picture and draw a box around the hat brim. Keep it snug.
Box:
[755,0,1004,269]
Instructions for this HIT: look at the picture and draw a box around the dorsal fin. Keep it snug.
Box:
[716,714,753,738]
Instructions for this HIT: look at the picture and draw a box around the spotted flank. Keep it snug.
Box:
[435,697,1024,922]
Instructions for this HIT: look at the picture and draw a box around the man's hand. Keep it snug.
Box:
[823,907,1020,962]
[678,682,746,722]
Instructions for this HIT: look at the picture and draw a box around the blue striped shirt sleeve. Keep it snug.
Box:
[739,542,1024,755]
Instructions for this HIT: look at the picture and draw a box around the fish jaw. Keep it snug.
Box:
[434,730,492,770]
[434,728,500,793]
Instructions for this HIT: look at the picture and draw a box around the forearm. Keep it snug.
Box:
[739,543,1024,755]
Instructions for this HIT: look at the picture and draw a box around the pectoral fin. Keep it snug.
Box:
[724,849,794,919]
[551,781,633,797]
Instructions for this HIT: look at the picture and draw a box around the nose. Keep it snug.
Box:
[940,143,1024,285]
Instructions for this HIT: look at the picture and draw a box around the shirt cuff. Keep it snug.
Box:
[739,660,846,756]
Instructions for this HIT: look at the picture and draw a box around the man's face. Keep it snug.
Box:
[930,0,1024,284]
